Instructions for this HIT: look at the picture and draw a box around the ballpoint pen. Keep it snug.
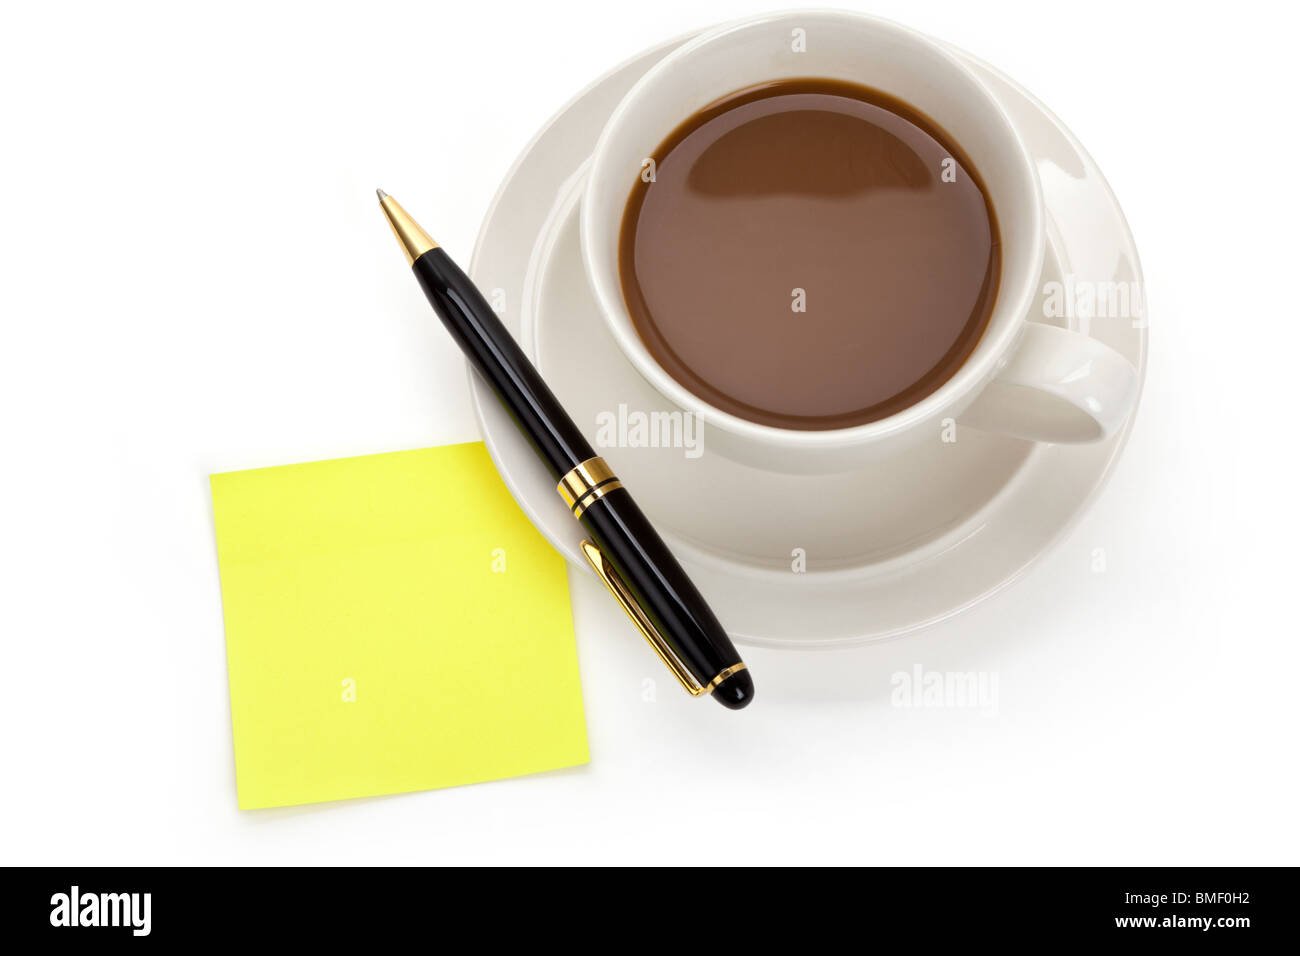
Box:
[377,189,754,709]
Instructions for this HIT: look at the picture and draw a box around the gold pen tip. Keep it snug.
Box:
[376,189,438,262]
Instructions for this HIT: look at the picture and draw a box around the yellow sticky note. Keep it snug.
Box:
[211,443,588,809]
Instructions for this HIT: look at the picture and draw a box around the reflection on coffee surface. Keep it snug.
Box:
[619,78,1000,430]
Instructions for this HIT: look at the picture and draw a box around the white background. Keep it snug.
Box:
[3,0,1296,865]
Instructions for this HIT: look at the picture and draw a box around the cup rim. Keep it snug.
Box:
[580,8,1046,449]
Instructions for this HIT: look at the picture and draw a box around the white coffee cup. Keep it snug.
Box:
[581,9,1139,473]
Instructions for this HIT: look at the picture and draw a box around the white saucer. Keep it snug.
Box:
[468,34,1146,649]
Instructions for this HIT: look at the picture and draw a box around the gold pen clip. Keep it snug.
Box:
[562,458,745,699]
[579,540,706,696]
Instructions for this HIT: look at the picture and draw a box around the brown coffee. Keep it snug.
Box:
[619,79,1000,430]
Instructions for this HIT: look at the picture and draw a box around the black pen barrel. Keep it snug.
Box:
[412,248,595,478]
[578,487,750,702]
[409,246,753,709]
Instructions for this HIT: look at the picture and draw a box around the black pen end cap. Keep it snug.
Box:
[712,668,755,710]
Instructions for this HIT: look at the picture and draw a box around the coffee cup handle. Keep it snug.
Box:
[957,323,1139,443]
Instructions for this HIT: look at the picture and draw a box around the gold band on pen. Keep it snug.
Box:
[557,457,623,518]
[703,663,748,694]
